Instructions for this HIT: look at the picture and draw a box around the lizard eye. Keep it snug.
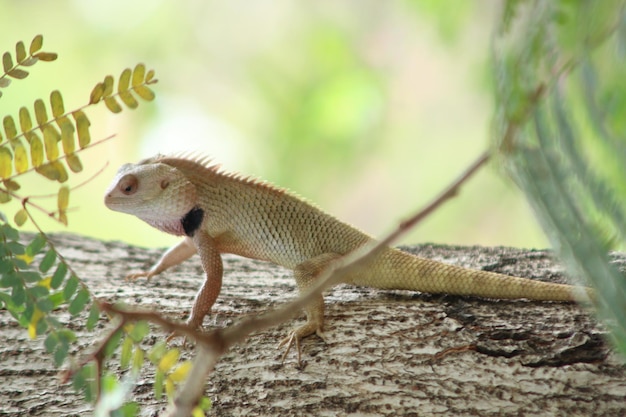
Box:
[119,176,138,195]
[160,179,169,190]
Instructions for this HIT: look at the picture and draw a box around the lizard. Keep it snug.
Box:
[104,153,591,357]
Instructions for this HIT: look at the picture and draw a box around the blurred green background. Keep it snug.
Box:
[0,0,548,249]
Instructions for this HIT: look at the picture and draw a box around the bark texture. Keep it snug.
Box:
[1,233,625,416]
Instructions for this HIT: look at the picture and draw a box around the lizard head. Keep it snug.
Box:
[104,157,198,236]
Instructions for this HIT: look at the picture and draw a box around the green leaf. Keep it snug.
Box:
[86,302,100,330]
[11,283,25,305]
[44,333,58,353]
[120,336,133,369]
[104,328,123,358]
[36,296,54,312]
[72,110,91,148]
[68,288,89,315]
[154,369,164,400]
[0,270,18,287]
[27,284,48,298]
[27,233,47,257]
[51,262,67,289]
[63,274,79,301]
[39,249,56,273]
[129,321,149,342]
[29,35,43,54]
[53,341,68,366]
[50,90,64,118]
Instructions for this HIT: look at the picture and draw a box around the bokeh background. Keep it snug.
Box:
[0,0,548,249]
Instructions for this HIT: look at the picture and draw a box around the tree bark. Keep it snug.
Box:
[1,233,625,416]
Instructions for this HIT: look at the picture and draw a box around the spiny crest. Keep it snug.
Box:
[152,152,290,196]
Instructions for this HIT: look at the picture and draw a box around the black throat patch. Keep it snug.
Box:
[181,206,204,237]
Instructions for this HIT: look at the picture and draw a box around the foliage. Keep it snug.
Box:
[493,0,626,355]
[0,35,208,417]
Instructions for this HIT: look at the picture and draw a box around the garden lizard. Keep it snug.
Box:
[104,154,590,354]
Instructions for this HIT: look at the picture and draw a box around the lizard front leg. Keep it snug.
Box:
[280,253,342,363]
[127,236,197,281]
[186,230,223,329]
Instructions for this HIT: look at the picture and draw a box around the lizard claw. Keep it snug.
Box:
[278,325,327,366]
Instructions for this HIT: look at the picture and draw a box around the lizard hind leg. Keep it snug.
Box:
[279,253,342,364]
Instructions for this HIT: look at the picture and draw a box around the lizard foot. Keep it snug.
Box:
[278,323,326,366]
[125,270,156,282]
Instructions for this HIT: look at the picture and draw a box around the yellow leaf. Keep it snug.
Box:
[3,178,20,191]
[119,91,138,109]
[19,107,32,133]
[118,68,131,93]
[102,75,114,96]
[3,115,17,139]
[72,111,91,148]
[50,90,64,118]
[53,161,68,183]
[57,185,69,212]
[104,97,122,113]
[28,132,44,167]
[38,277,52,289]
[16,41,27,62]
[89,82,104,104]
[34,99,48,125]
[165,379,175,398]
[0,147,12,179]
[57,116,75,154]
[168,361,192,382]
[15,252,33,264]
[42,125,60,161]
[132,63,146,87]
[65,153,82,173]
[192,407,205,417]
[28,307,44,339]
[0,191,11,203]
[158,349,179,373]
[14,209,28,226]
[13,141,28,173]
[30,34,43,55]
[133,85,155,101]
[146,69,156,83]
[2,52,13,73]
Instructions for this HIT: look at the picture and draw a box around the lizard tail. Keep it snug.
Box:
[349,247,587,302]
